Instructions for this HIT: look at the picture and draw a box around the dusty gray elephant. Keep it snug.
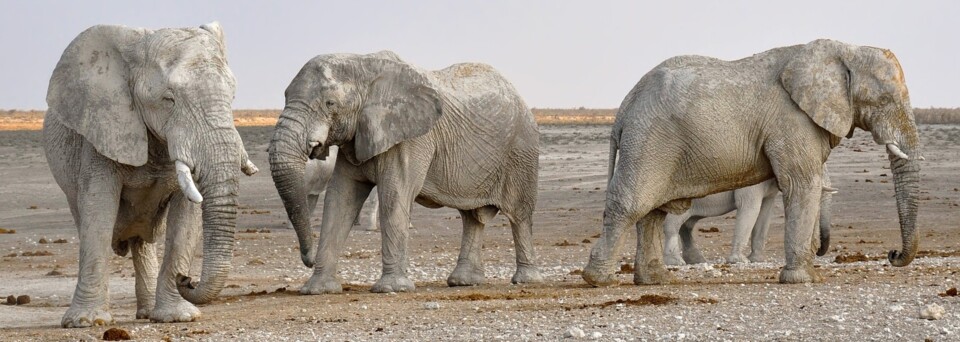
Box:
[44,23,256,327]
[663,172,836,266]
[584,39,922,286]
[269,51,543,294]
[293,145,379,231]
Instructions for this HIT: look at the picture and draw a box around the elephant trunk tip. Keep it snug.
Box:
[816,236,830,256]
[888,249,916,267]
[176,273,220,305]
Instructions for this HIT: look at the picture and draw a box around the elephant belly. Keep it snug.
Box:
[113,169,179,246]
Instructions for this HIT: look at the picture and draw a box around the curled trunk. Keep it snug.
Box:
[887,156,920,266]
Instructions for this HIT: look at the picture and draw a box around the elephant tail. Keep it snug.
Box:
[607,126,621,184]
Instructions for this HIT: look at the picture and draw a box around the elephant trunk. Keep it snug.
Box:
[269,112,319,267]
[887,155,920,266]
[176,133,242,304]
[816,192,832,256]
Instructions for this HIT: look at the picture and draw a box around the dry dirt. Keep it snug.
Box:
[0,124,958,341]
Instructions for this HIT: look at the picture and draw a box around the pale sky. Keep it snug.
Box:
[1,1,957,109]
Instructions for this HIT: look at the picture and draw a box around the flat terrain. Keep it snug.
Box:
[0,123,958,341]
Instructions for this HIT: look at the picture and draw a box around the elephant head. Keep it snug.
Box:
[268,51,442,267]
[781,39,922,266]
[46,22,254,304]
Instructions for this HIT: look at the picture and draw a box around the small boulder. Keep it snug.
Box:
[103,327,132,340]
[16,295,30,305]
[564,327,585,339]
[423,302,440,310]
[919,303,945,320]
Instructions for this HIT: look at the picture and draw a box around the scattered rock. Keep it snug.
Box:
[21,250,53,257]
[554,240,577,247]
[102,327,132,340]
[46,269,63,276]
[919,303,945,320]
[940,287,958,297]
[423,302,440,310]
[588,331,602,340]
[53,238,68,243]
[16,295,30,305]
[38,238,48,244]
[617,263,634,274]
[834,252,870,263]
[564,326,585,339]
[247,258,266,266]
[0,228,15,234]
[5,295,14,305]
[698,227,720,233]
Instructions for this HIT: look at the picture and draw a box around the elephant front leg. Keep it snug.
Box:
[370,187,417,293]
[661,214,687,266]
[151,195,202,323]
[778,181,823,284]
[62,173,121,328]
[301,178,373,295]
[131,238,158,319]
[447,209,487,286]
[634,210,674,285]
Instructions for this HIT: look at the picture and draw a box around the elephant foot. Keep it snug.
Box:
[62,306,113,328]
[511,265,544,284]
[447,263,485,286]
[682,249,707,264]
[725,253,750,264]
[135,305,155,320]
[150,300,201,323]
[582,266,619,287]
[748,253,766,263]
[371,273,416,293]
[778,266,822,284]
[300,274,343,295]
[663,253,686,266]
[633,264,674,285]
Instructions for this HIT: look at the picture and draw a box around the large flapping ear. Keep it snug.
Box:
[780,39,856,138]
[200,21,227,54]
[46,25,149,166]
[354,57,442,163]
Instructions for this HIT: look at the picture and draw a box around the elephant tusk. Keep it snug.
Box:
[886,144,910,160]
[918,155,926,161]
[241,159,259,176]
[822,185,839,194]
[176,160,204,203]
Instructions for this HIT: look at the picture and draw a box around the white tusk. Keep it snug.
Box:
[886,144,910,160]
[175,160,203,203]
[241,159,259,176]
[918,155,925,161]
[822,185,839,194]
[309,141,320,148]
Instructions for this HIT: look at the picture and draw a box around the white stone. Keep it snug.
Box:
[888,305,903,312]
[589,331,602,339]
[423,302,441,310]
[564,327,586,339]
[920,303,945,320]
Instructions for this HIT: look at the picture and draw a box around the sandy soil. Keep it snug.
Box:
[0,124,957,341]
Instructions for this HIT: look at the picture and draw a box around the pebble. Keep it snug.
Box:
[564,327,585,339]
[588,331,602,339]
[919,303,945,320]
[423,302,440,310]
[16,295,30,305]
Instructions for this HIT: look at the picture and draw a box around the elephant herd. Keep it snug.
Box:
[42,23,923,328]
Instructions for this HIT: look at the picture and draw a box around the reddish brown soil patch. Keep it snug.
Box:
[940,287,958,297]
[698,227,720,233]
[103,327,132,340]
[594,294,678,308]
[242,228,272,233]
[617,263,634,274]
[0,228,15,234]
[834,252,873,263]
[21,250,53,257]
[554,240,578,247]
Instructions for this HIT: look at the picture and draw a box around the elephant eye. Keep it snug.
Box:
[162,96,175,104]
[325,100,336,108]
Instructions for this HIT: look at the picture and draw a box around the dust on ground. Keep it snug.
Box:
[0,124,958,341]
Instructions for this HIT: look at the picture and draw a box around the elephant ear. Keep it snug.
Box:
[780,40,856,139]
[354,58,442,163]
[46,25,149,166]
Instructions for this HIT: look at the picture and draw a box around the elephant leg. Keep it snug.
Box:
[778,177,823,284]
[727,196,763,264]
[365,190,380,231]
[447,208,490,286]
[662,213,688,266]
[634,209,673,285]
[130,238,158,319]
[307,192,321,221]
[679,217,707,264]
[583,202,644,287]
[301,177,373,295]
[370,184,421,293]
[748,196,777,262]
[509,211,543,284]
[151,194,202,323]
[62,167,121,328]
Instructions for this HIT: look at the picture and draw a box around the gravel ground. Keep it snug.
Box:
[0,124,958,341]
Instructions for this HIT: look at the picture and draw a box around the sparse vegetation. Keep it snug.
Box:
[3,107,959,129]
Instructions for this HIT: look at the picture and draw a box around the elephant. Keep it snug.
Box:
[43,23,256,327]
[583,39,922,286]
[292,145,379,231]
[662,171,836,266]
[269,51,543,294]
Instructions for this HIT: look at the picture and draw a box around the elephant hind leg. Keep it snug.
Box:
[679,217,707,264]
[130,237,158,319]
[447,207,495,286]
[504,207,543,284]
[634,209,674,285]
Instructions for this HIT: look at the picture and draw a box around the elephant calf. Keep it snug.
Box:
[269,51,542,294]
[663,175,836,266]
[44,23,255,327]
